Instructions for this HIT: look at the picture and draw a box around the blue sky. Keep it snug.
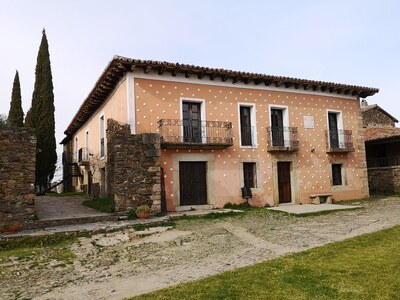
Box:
[1,0,399,148]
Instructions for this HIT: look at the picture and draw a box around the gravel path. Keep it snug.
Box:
[1,197,399,300]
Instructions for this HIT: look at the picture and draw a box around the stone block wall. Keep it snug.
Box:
[368,166,400,193]
[362,107,395,128]
[106,119,161,213]
[0,127,36,227]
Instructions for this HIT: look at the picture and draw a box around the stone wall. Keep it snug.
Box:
[368,166,400,193]
[362,107,395,128]
[106,119,161,213]
[0,127,36,228]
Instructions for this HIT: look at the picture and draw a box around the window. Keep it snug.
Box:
[182,101,202,143]
[327,110,344,148]
[243,162,257,188]
[332,164,343,186]
[75,137,78,163]
[239,104,257,147]
[100,115,105,157]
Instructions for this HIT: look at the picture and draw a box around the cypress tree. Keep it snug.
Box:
[26,29,57,193]
[8,70,24,127]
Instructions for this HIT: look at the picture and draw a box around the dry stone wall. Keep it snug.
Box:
[362,107,396,128]
[368,166,400,193]
[106,119,161,213]
[0,127,36,228]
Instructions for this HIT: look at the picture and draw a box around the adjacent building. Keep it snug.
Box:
[362,100,400,193]
[61,56,378,212]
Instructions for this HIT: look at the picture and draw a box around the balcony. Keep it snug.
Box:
[325,129,354,153]
[78,147,90,166]
[367,156,400,168]
[266,126,299,152]
[158,119,233,149]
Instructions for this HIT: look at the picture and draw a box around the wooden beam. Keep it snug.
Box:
[303,84,310,90]
[222,74,229,82]
[274,81,281,87]
[209,73,216,81]
[254,78,263,85]
[185,71,191,78]
[352,90,359,96]
[130,64,136,72]
[144,65,152,74]
[264,79,273,86]
[158,66,165,75]
[312,85,318,91]
[294,83,300,89]
[171,68,178,77]
[285,82,292,88]
[232,77,239,84]
[329,87,336,93]
[321,86,328,92]
[336,88,343,94]
[198,72,205,79]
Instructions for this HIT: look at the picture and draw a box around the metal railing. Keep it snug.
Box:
[325,129,353,150]
[240,126,255,146]
[266,126,299,149]
[367,156,400,168]
[158,119,233,146]
[78,147,90,162]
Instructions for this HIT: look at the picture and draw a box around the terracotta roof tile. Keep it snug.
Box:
[364,127,400,142]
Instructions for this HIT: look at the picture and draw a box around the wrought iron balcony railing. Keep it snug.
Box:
[78,147,90,164]
[266,126,299,151]
[325,129,354,152]
[367,156,400,168]
[158,119,233,149]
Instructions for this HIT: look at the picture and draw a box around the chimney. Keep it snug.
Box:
[360,99,368,108]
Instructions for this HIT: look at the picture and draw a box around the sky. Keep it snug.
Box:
[1,0,400,153]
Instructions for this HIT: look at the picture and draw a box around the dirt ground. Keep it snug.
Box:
[1,197,399,300]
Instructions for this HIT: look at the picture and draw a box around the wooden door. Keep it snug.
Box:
[271,109,284,146]
[278,162,291,204]
[182,102,201,143]
[240,106,252,146]
[328,112,339,148]
[179,162,207,205]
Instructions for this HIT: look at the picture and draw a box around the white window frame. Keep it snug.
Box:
[99,113,106,158]
[326,110,344,148]
[238,102,258,148]
[268,105,290,147]
[180,97,206,143]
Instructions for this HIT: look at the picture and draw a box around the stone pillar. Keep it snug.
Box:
[106,119,161,213]
[0,127,36,228]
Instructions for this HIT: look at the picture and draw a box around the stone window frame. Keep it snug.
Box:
[239,159,260,191]
[330,161,348,189]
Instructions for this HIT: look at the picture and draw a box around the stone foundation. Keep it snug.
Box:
[0,127,36,228]
[106,119,161,213]
[368,166,400,193]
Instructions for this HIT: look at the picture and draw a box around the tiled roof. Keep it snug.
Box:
[61,56,379,144]
[364,127,400,142]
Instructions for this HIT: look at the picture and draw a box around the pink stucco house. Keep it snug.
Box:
[61,56,378,212]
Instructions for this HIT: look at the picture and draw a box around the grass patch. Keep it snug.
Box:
[132,225,400,300]
[83,197,115,213]
[45,191,85,197]
[0,234,79,263]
